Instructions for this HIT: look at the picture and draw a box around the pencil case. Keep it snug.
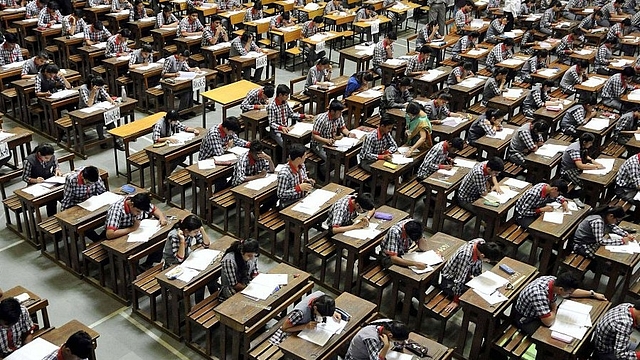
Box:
[121,184,135,194]
[383,162,397,169]
[374,212,393,220]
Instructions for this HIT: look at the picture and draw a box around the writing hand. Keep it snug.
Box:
[299,182,313,192]
[36,177,44,183]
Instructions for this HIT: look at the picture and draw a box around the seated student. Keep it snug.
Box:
[0,298,35,357]
[240,84,274,112]
[594,38,617,75]
[178,8,204,37]
[601,0,624,27]
[42,330,92,360]
[563,0,588,19]
[21,52,48,79]
[60,166,106,211]
[634,10,640,30]
[105,193,167,240]
[87,0,108,7]
[468,109,504,145]
[62,9,86,37]
[230,33,265,81]
[199,117,249,160]
[482,68,508,106]
[219,238,260,301]
[560,60,589,95]
[277,144,314,208]
[451,31,479,62]
[519,25,537,55]
[305,57,332,93]
[539,1,562,35]
[380,76,412,115]
[269,11,296,46]
[440,238,504,312]
[447,62,474,86]
[607,19,633,56]
[613,109,640,144]
[324,193,375,234]
[359,116,398,172]
[162,50,196,114]
[78,74,123,150]
[519,50,547,83]
[485,38,514,73]
[311,100,354,179]
[572,205,633,259]
[0,33,23,66]
[156,5,179,28]
[128,44,153,69]
[129,0,148,21]
[404,45,432,76]
[244,0,263,21]
[508,118,549,167]
[23,143,61,216]
[514,272,606,335]
[162,214,216,302]
[345,71,374,97]
[202,15,228,47]
[515,179,569,228]
[267,84,313,147]
[231,140,274,186]
[111,0,132,12]
[579,9,603,33]
[379,219,428,268]
[105,28,131,58]
[2,0,26,9]
[404,101,432,153]
[416,20,444,53]
[561,98,595,138]
[324,0,345,15]
[25,0,45,18]
[422,93,464,123]
[561,132,604,192]
[372,31,397,76]
[345,320,409,360]
[301,16,326,66]
[555,28,584,64]
[485,15,507,43]
[457,157,504,213]
[454,1,473,34]
[35,64,71,97]
[37,1,61,28]
[616,152,640,205]
[593,302,640,360]
[152,109,199,144]
[218,0,242,11]
[84,19,112,46]
[355,5,378,41]
[270,291,339,344]
[416,137,465,180]
[602,67,637,112]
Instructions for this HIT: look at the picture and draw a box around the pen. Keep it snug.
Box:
[489,287,500,296]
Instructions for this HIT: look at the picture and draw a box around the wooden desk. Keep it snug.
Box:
[105,11,130,33]
[487,89,529,121]
[228,48,278,83]
[201,80,261,128]
[531,62,569,82]
[344,86,383,129]
[78,44,107,78]
[0,127,34,171]
[323,12,356,31]
[389,232,466,327]
[0,9,26,31]
[332,205,408,292]
[39,90,79,137]
[214,263,313,360]
[423,166,471,233]
[370,150,427,206]
[54,35,85,69]
[201,43,231,70]
[231,175,277,239]
[448,76,486,112]
[306,75,349,115]
[338,45,373,76]
[281,119,313,161]
[399,333,454,360]
[128,63,163,111]
[473,124,517,160]
[13,19,39,53]
[574,74,609,94]
[33,26,61,54]
[625,134,640,155]
[83,4,112,23]
[15,183,65,247]
[431,114,476,143]
[0,61,26,91]
[553,20,580,38]
[575,115,617,156]
[40,320,100,360]
[102,55,132,97]
[352,15,391,42]
[240,109,268,141]
[186,162,233,222]
[323,126,375,184]
[524,138,570,184]
[150,27,178,53]
[411,66,452,98]
[534,100,574,131]
[128,18,157,46]
[457,257,538,360]
[279,292,377,360]
[578,156,624,207]
[160,68,217,118]
[379,59,407,87]
[0,286,51,332]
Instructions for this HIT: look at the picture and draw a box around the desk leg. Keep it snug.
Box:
[283,220,292,262]
[156,156,166,201]
[292,227,304,267]
[170,288,181,336]
[200,177,209,222]
[389,277,400,319]
[536,237,553,273]
[220,324,227,359]
[469,313,488,360]
[231,329,241,360]
[160,285,170,329]
[71,229,86,274]
[343,249,357,293]
[339,54,345,76]
[604,263,622,300]
[148,154,157,199]
[191,174,198,216]
[116,256,128,299]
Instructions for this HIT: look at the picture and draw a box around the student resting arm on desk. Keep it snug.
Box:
[276,144,315,209]
[41,330,93,360]
[379,219,428,269]
[21,52,49,79]
[104,193,168,240]
[0,298,35,357]
[325,193,375,234]
[152,110,199,144]
[593,302,640,360]
[571,205,634,259]
[157,5,179,29]
[219,238,260,301]
[270,291,340,344]
[35,64,71,98]
[345,320,409,360]
[178,8,205,37]
[231,140,274,186]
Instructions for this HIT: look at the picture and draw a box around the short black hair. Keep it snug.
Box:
[386,321,409,341]
[503,38,515,47]
[222,116,241,133]
[65,331,93,359]
[263,84,275,98]
[211,15,222,22]
[93,20,104,30]
[36,52,49,60]
[119,28,131,38]
[82,166,100,183]
[4,32,17,44]
[355,193,375,210]
[399,77,411,87]
[532,119,550,134]
[469,31,480,38]
[380,114,395,127]
[313,295,336,317]
[166,109,179,121]
[404,220,423,241]
[313,15,324,23]
[130,193,151,211]
[163,4,173,12]
[328,99,345,112]
[555,271,581,290]
[317,57,330,66]
[289,143,306,161]
[141,44,152,53]
[463,62,473,70]
[276,84,290,97]
[477,241,504,262]
[594,9,603,17]
[550,179,568,194]
[249,140,264,153]
[450,137,465,150]
[438,92,452,102]
[387,31,397,40]
[623,66,636,77]
[494,68,509,77]
[406,101,422,116]
[47,1,58,10]
[578,59,589,69]
[579,132,595,145]
[187,6,198,15]
[604,37,618,45]
[622,18,632,27]
[0,298,21,325]
[537,49,548,58]
[487,156,504,172]
[418,45,431,54]
[36,143,55,156]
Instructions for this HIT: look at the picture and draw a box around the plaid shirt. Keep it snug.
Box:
[88,0,108,5]
[381,85,412,111]
[523,85,549,112]
[0,305,35,357]
[305,65,330,91]
[606,22,624,40]
[21,57,39,76]
[573,214,627,257]
[452,35,475,60]
[217,0,240,10]
[380,219,414,257]
[164,228,205,265]
[560,65,582,93]
[540,8,555,30]
[310,111,346,148]
[486,18,505,39]
[277,161,309,204]
[423,99,450,120]
[22,153,59,183]
[372,39,392,68]
[78,84,110,108]
[151,118,187,142]
[230,36,259,56]
[556,34,577,56]
[359,127,398,161]
[515,183,566,217]
[37,8,62,28]
[447,65,469,85]
[595,44,613,72]
[231,151,271,186]
[486,43,512,70]
[482,77,501,105]
[105,34,130,58]
[404,54,429,75]
[34,73,64,94]
[244,8,263,22]
[326,195,358,228]
[324,1,344,13]
[601,1,620,19]
[62,15,86,36]
[84,26,112,43]
[521,56,546,78]
[202,26,227,47]
[458,161,491,203]
[455,9,470,28]
[129,48,153,66]
[156,13,178,28]
[417,140,450,178]
[301,20,320,38]
[130,7,148,22]
[105,196,156,231]
[579,13,598,30]
[602,73,634,99]
[561,104,588,129]
[178,17,204,37]
[614,111,638,141]
[60,170,107,210]
[199,125,249,160]
[111,0,131,12]
[515,275,556,321]
[220,252,258,299]
[355,8,374,21]
[633,11,640,27]
[520,30,535,54]
[267,98,303,133]
[593,303,637,360]
[162,55,190,75]
[617,154,640,189]
[240,88,267,112]
[510,122,543,153]
[345,326,384,360]
[0,42,23,66]
[25,0,42,18]
[441,239,484,297]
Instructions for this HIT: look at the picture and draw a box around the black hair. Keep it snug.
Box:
[463,62,473,70]
[211,15,222,23]
[173,214,203,231]
[187,6,198,15]
[469,31,480,38]
[224,238,260,279]
[276,84,290,97]
[503,38,515,47]
[594,9,603,17]
[163,4,173,12]
[73,9,84,18]
[537,49,548,58]
[313,295,336,316]
[85,74,105,87]
[81,166,100,183]
[572,28,583,37]
[141,44,153,53]
[282,11,291,20]
[404,220,423,241]
[130,193,151,211]
[263,84,275,97]
[375,320,410,341]
[604,37,618,45]
[328,99,345,112]
[555,271,580,290]
[249,140,264,153]
[4,32,17,44]
[0,298,21,325]
[355,193,375,210]
[65,331,93,359]
[592,205,626,219]
[465,0,474,6]
[241,32,253,43]
[477,241,503,261]
[622,18,632,27]
[222,116,241,133]
[47,1,58,10]
[134,0,144,7]
[289,143,306,161]
[317,57,330,66]
[487,156,505,172]
[485,108,505,121]
[180,50,191,57]
[118,28,131,38]
[550,179,568,194]
[438,92,452,102]
[354,71,374,83]
[380,114,395,127]
[165,109,179,122]
[578,59,589,69]
[93,19,104,30]
[365,4,375,11]
[494,67,509,77]
[313,15,324,24]
[36,52,49,60]
[406,101,422,116]
[623,66,636,77]
[418,45,431,54]
[551,0,562,7]
[254,0,263,10]
[579,132,595,146]
[532,119,550,134]
[34,143,55,156]
[398,77,411,87]
[450,137,465,150]
[386,31,397,40]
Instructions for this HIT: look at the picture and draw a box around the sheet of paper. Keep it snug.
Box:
[458,77,485,87]
[385,351,415,360]
[0,131,15,142]
[582,158,615,175]
[537,68,559,77]
[409,265,434,274]
[175,266,199,282]
[500,58,525,66]
[343,223,381,240]
[175,71,197,80]
[543,211,564,224]
[467,48,488,56]
[420,69,445,81]
[606,241,640,254]
[356,89,383,98]
[92,42,107,49]
[333,137,358,149]
[504,178,529,189]
[535,143,568,157]
[198,159,216,170]
[241,280,278,300]
[437,167,458,176]
[634,191,640,201]
[298,319,348,346]
[383,58,406,66]
[212,154,238,163]
[441,116,467,127]
[43,176,66,185]
[245,174,277,190]
[127,219,160,242]
[549,300,592,339]
[5,337,58,360]
[487,127,514,140]
[228,146,250,156]
[574,49,593,55]
[391,154,413,165]
[583,117,610,131]
[253,273,288,287]
[79,100,114,113]
[465,271,509,294]
[454,158,477,168]
[484,187,520,204]
[180,249,221,271]
[22,184,51,197]
[635,133,640,141]
[473,288,509,305]
[581,77,606,87]
[78,191,123,211]
[48,89,77,100]
[403,250,443,266]
[274,164,286,173]
[288,122,314,136]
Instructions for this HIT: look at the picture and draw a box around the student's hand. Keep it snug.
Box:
[36,177,44,183]
[379,333,389,347]
[442,164,453,170]
[281,127,290,134]
[594,162,605,169]
[327,138,335,145]
[332,311,341,322]
[383,154,393,161]
[431,120,442,125]
[226,139,234,149]
[304,114,314,121]
[193,129,200,135]
[540,205,554,212]
[412,262,426,270]
[159,216,168,226]
[299,182,313,192]
[592,292,607,301]
[307,178,316,186]
[178,229,186,242]
[444,301,459,313]
[257,152,272,162]
[348,132,356,138]
[358,217,370,229]
[621,236,630,244]
[132,219,141,231]
[257,169,267,178]
[55,169,63,176]
[493,185,504,194]
[305,321,318,329]
[168,138,179,144]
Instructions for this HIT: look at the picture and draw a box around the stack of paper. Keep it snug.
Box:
[2,60,26,70]
[92,42,107,49]
[466,271,509,295]
[484,186,520,204]
[4,6,26,11]
[228,146,250,156]
[500,58,525,66]
[582,158,615,175]
[582,77,606,87]
[583,118,610,131]
[574,49,593,55]
[298,318,349,346]
[198,159,216,170]
[22,184,51,197]
[206,42,231,51]
[42,176,67,185]
[176,267,199,282]
[487,127,514,140]
[403,250,443,266]
[611,59,633,67]
[78,191,124,211]
[458,77,485,88]
[420,69,445,81]
[350,129,370,139]
[503,88,524,100]
[170,131,196,144]
[304,2,319,9]
[309,33,330,42]
[437,167,458,176]
[213,154,238,163]
[454,158,477,168]
[535,143,568,157]
[175,71,197,80]
[291,188,335,215]
[48,89,77,100]
[467,49,488,56]
[543,211,564,224]
[241,51,263,59]
[385,351,415,360]
[357,89,383,98]
[504,178,530,189]
[383,59,406,66]
[5,337,58,360]
[288,122,314,136]
[245,174,278,190]
[180,249,221,270]
[135,62,163,71]
[343,223,381,240]
[549,300,593,340]
[242,273,288,300]
[628,89,640,101]
[441,116,467,127]
[333,137,359,149]
[79,101,114,113]
[127,219,161,242]
[537,68,559,77]
[390,154,413,165]
[605,241,640,254]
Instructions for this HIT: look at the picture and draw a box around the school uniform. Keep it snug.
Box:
[613,111,639,144]
[345,325,386,360]
[0,305,35,357]
[231,151,271,186]
[560,104,589,137]
[440,238,484,300]
[60,170,107,210]
[521,84,550,118]
[267,98,305,147]
[359,127,398,172]
[457,161,492,212]
[270,290,327,344]
[593,303,639,360]
[615,154,640,204]
[219,250,259,300]
[513,275,557,335]
[277,161,309,208]
[311,111,347,161]
[560,140,585,188]
[572,214,627,258]
[515,183,566,228]
[508,122,544,166]
[23,152,59,216]
[417,140,451,179]
[198,124,250,160]
[467,115,496,145]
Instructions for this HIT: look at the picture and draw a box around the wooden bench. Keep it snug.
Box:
[600,139,626,158]
[442,204,475,238]
[468,102,486,115]
[167,168,191,208]
[560,253,592,279]
[248,317,287,360]
[284,46,304,72]
[215,63,233,85]
[261,136,281,163]
[508,113,528,126]
[82,242,109,287]
[392,177,426,217]
[502,161,525,178]
[512,80,531,89]
[0,169,25,236]
[132,263,164,323]
[492,324,533,359]
[146,87,164,113]
[304,233,336,284]
[552,133,574,142]
[456,143,477,159]
[357,264,392,308]
[127,150,150,187]
[420,289,459,342]
[476,68,492,77]
[305,152,324,184]
[0,88,18,119]
[55,115,74,148]
[550,88,568,99]
[440,58,460,67]
[628,269,640,299]
[209,187,236,233]
[289,76,309,113]
[496,224,530,258]
[362,114,381,128]
[186,291,222,357]
[345,166,371,195]
[257,209,285,255]
[37,216,61,255]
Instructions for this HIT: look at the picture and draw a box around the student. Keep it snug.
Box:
[539,1,562,35]
[359,116,398,172]
[311,100,354,179]
[37,1,61,28]
[324,0,345,14]
[454,1,473,33]
[219,238,260,301]
[78,74,121,149]
[25,0,46,18]
[613,110,640,144]
[42,330,93,360]
[244,0,263,22]
[379,219,428,268]
[457,157,504,213]
[60,166,106,210]
[515,179,569,228]
[355,4,378,39]
[325,193,375,234]
[572,205,633,259]
[345,320,409,360]
[416,137,465,180]
[468,109,504,145]
[2,0,26,9]
[105,193,168,240]
[128,44,153,69]
[404,45,431,76]
[561,98,595,138]
[202,15,228,47]
[0,33,23,66]
[231,140,274,186]
[601,0,624,26]
[482,68,508,106]
[162,214,215,302]
[561,132,604,191]
[485,15,507,43]
[514,272,605,335]
[156,5,179,28]
[111,0,132,12]
[560,60,589,95]
[217,0,242,11]
[129,0,148,21]
[556,29,584,64]
[563,0,588,19]
[372,31,397,76]
[277,144,314,208]
[606,19,631,50]
[440,238,504,312]
[416,20,444,50]
[35,64,71,97]
[301,16,326,66]
[84,19,111,46]
[87,0,108,7]
[380,76,413,114]
[593,302,640,360]
[423,93,464,123]
[161,50,195,113]
[270,10,295,30]
[23,143,61,216]
[270,291,339,344]
[447,62,474,85]
[451,31,478,62]
[0,298,35,357]
[601,66,637,111]
[230,33,265,81]
[616,152,640,205]
[199,117,249,160]
[105,28,131,58]
[485,38,514,72]
[579,10,603,33]
[404,101,432,153]
[240,84,274,112]
[178,8,204,37]
[345,71,374,97]
[305,57,332,93]
[152,109,199,143]
[508,119,549,166]
[519,25,537,55]
[21,52,49,79]
[594,38,617,75]
[62,9,86,36]
[267,84,313,147]
[519,50,547,83]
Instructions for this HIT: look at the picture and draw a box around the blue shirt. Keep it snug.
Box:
[345,76,361,97]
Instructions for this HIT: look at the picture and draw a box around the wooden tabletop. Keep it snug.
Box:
[144,127,206,157]
[527,204,591,240]
[424,165,471,191]
[280,183,354,222]
[352,14,391,28]
[41,319,100,345]
[201,79,261,105]
[487,89,529,108]
[67,98,138,119]
[108,112,166,140]
[332,205,409,250]
[472,177,532,216]
[185,161,233,181]
[449,76,487,93]
[578,156,624,186]
[474,123,517,152]
[574,74,609,92]
[0,286,42,305]
[339,45,373,60]
[594,221,640,266]
[370,149,427,175]
[534,100,574,122]
[576,115,617,137]
[524,138,570,166]
[230,173,278,201]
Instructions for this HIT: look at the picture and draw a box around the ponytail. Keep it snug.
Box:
[172,214,202,231]
[224,238,260,278]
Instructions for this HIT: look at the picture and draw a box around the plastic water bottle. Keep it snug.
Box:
[121,86,127,101]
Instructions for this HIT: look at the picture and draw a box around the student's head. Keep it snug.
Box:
[275,84,290,101]
[485,108,505,124]
[397,76,411,91]
[604,37,618,47]
[188,7,198,19]
[134,0,144,10]
[580,96,597,112]
[73,9,84,19]
[427,20,438,31]
[312,295,336,318]
[462,62,473,71]
[163,4,173,14]
[494,67,509,81]
[129,193,151,216]
[355,71,374,85]
[313,15,324,25]
[4,33,17,46]
[476,241,504,262]
[594,205,626,225]
[354,193,375,213]
[548,179,568,198]
[463,0,474,10]
[288,143,307,165]
[551,1,562,10]
[35,52,49,66]
[418,45,431,57]
[0,298,21,327]
[579,132,595,149]
[536,49,548,61]
[531,119,550,135]
[316,57,331,70]
[577,59,589,71]
[332,0,340,5]
[164,110,180,127]
[405,101,423,118]
[118,28,131,40]
[541,80,554,93]
[254,0,263,10]
[404,220,423,242]
[262,83,275,99]
[211,15,222,28]
[175,214,203,237]
[385,31,398,43]
[177,50,191,62]
[282,11,291,21]
[486,156,504,175]
[365,4,375,14]
[81,166,100,184]
[376,320,410,341]
[593,9,603,19]
[34,143,55,161]
[469,31,480,40]
[46,1,58,13]
[93,19,104,31]
[502,38,515,49]
[622,66,636,78]
[222,116,242,135]
[449,137,465,151]
[249,140,265,157]
[327,99,345,119]
[614,0,625,7]
[435,92,452,107]
[554,271,581,297]
[61,331,93,360]
[225,238,260,263]
[140,44,152,58]
[379,115,395,135]
[85,74,106,88]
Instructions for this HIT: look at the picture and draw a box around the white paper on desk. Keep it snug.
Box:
[453,158,477,168]
[43,176,66,185]
[403,250,443,266]
[116,55,131,61]
[22,17,38,23]
[78,191,123,211]
[288,122,314,136]
[466,271,509,294]
[350,129,370,140]
[629,89,640,101]
[4,6,25,11]
[136,62,162,71]
[69,31,85,39]
[240,51,263,59]
[503,88,524,100]
[356,89,383,98]
[582,158,615,175]
[583,117,610,131]
[181,249,221,271]
[309,33,330,41]
[50,23,62,29]
[549,300,592,339]
[175,71,197,81]
[274,164,286,173]
[582,77,606,87]
[170,131,195,143]
[204,42,231,51]
[304,2,319,9]
[484,187,519,204]
[21,184,51,197]
[228,146,250,156]
[458,77,484,88]
[500,58,525,66]
[241,279,280,300]
[175,266,199,282]
[2,60,26,70]
[140,16,155,22]
[279,25,299,32]
[96,4,111,8]
[398,146,419,155]
[535,143,568,157]
[537,68,559,77]
[213,153,238,163]
[420,69,445,82]
[117,9,130,14]
[333,137,358,149]
[79,100,114,113]
[4,337,58,360]
[198,159,216,170]
[487,127,514,140]
[126,219,160,242]
[574,49,593,55]
[466,48,488,56]
[343,223,381,240]
[92,42,107,49]
[409,265,434,274]
[473,288,509,305]
[185,35,201,40]
[245,174,277,190]
[391,154,413,165]
[504,177,530,189]
[606,241,640,253]
[48,89,77,100]
[0,131,14,142]
[441,116,467,127]
[611,59,633,67]
[437,167,458,176]
[383,58,406,66]
[298,319,349,346]
[385,351,415,360]
[543,211,564,224]
[567,201,578,211]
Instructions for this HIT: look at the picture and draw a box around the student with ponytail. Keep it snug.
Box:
[219,238,260,300]
[270,291,339,344]
[345,320,409,360]
[572,205,634,259]
[467,108,505,145]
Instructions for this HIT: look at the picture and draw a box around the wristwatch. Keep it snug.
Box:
[590,290,595,298]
